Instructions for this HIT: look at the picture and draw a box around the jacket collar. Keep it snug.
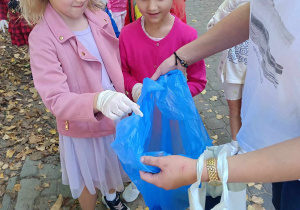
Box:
[43,3,108,43]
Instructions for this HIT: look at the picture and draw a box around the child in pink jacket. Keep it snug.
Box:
[20,0,142,209]
[119,0,207,201]
[120,0,206,103]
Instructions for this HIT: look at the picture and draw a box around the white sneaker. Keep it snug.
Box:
[237,147,247,155]
[224,140,240,155]
[122,183,140,203]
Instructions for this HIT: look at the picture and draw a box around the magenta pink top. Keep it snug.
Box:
[107,0,127,12]
[119,17,207,98]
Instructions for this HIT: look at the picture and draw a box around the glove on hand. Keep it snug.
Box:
[0,20,8,33]
[97,90,143,120]
[132,83,143,103]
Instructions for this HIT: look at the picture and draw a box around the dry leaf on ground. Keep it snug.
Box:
[51,194,63,210]
[14,184,21,192]
[209,96,218,101]
[250,196,264,205]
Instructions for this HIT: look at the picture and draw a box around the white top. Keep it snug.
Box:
[73,26,115,91]
[237,0,300,152]
[141,16,175,41]
[207,0,249,84]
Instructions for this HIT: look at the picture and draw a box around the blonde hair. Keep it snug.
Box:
[20,0,105,25]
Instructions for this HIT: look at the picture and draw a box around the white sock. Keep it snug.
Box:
[105,192,116,201]
[231,139,239,147]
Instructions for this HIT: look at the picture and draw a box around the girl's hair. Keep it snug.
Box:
[20,0,105,25]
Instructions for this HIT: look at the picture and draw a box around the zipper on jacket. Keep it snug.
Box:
[65,120,69,130]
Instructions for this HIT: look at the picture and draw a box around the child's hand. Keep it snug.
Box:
[132,83,143,103]
[96,90,143,120]
[0,20,8,33]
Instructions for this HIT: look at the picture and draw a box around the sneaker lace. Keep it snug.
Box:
[114,202,125,210]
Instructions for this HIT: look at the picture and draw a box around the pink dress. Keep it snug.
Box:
[59,26,128,199]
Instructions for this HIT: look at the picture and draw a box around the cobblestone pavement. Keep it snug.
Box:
[1,0,275,209]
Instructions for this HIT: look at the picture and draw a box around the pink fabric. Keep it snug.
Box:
[29,4,124,138]
[107,0,127,12]
[119,17,207,98]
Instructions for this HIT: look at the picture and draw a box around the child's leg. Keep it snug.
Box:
[223,81,244,140]
[78,187,97,210]
[227,99,242,140]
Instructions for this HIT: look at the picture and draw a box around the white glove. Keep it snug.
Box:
[132,83,143,103]
[97,90,143,120]
[0,20,8,33]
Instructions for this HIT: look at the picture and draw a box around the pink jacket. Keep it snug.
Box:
[29,4,124,138]
[119,17,207,98]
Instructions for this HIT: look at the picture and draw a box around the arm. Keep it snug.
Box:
[140,136,300,190]
[186,31,207,96]
[119,32,140,95]
[151,2,250,80]
[207,0,232,30]
[0,0,8,20]
[29,30,100,122]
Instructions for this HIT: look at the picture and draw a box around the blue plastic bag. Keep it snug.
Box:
[111,70,212,210]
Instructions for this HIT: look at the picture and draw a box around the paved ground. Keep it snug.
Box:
[0,0,275,209]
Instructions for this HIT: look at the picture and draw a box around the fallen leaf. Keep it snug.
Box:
[254,184,262,190]
[35,185,43,191]
[209,96,218,101]
[216,115,223,119]
[0,173,4,179]
[49,129,57,135]
[2,164,9,170]
[38,163,44,169]
[51,194,63,210]
[36,145,45,151]
[29,134,42,144]
[207,109,212,113]
[191,19,197,22]
[250,196,264,205]
[201,90,206,95]
[247,183,255,187]
[14,184,21,192]
[43,183,50,188]
[212,140,217,144]
[6,149,15,158]
[211,135,218,140]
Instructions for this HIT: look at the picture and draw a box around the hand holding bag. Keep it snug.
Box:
[189,145,246,210]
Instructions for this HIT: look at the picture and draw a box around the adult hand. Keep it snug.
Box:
[132,83,143,103]
[139,155,197,190]
[0,20,8,33]
[97,90,143,120]
[151,54,187,81]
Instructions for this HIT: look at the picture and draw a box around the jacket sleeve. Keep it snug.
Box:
[186,31,207,97]
[29,28,101,122]
[119,31,139,95]
[207,0,249,30]
[0,0,8,20]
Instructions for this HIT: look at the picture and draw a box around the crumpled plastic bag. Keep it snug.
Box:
[111,70,212,210]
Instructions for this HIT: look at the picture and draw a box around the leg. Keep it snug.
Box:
[272,182,283,210]
[223,81,243,140]
[227,99,242,140]
[78,186,97,210]
[274,180,300,210]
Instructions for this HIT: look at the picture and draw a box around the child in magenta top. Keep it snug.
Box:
[119,0,207,103]
[119,0,207,202]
